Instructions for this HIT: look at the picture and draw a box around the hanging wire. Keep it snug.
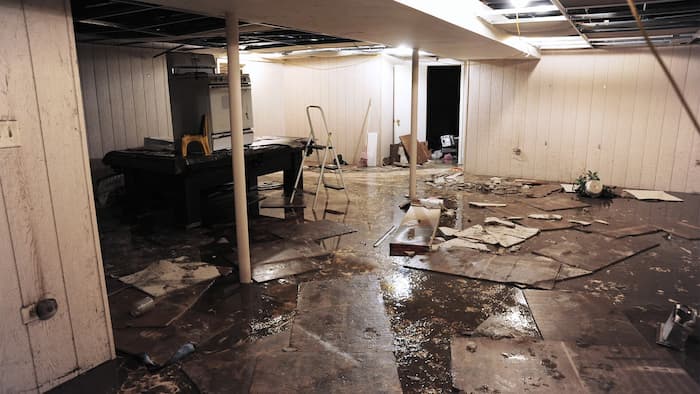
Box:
[625,0,700,136]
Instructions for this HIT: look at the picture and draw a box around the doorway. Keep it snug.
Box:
[426,65,461,151]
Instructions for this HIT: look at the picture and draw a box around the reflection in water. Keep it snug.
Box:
[384,271,414,302]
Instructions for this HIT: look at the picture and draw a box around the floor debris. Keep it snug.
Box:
[561,183,578,193]
[403,249,562,289]
[524,290,648,346]
[624,189,684,202]
[525,196,591,211]
[390,205,441,256]
[657,304,698,351]
[249,239,331,266]
[438,237,490,252]
[451,338,584,392]
[252,260,320,283]
[454,224,499,245]
[119,259,221,298]
[570,344,700,393]
[116,281,214,328]
[469,201,507,208]
[373,225,397,247]
[658,221,700,240]
[482,223,540,248]
[484,216,516,228]
[532,235,659,272]
[263,275,402,392]
[182,330,293,393]
[268,219,356,241]
[568,219,592,226]
[528,213,563,220]
[580,223,661,239]
[524,184,562,198]
[438,226,459,237]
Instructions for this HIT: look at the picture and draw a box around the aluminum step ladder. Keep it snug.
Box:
[290,105,350,210]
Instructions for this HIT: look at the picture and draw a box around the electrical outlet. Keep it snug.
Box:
[0,120,20,149]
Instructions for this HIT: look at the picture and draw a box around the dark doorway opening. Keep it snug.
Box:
[426,65,461,152]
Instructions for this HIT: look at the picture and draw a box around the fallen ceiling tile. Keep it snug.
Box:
[268,219,356,241]
[532,236,659,272]
[623,189,684,202]
[524,196,591,211]
[402,249,561,290]
[524,290,648,346]
[119,259,221,298]
[451,337,584,393]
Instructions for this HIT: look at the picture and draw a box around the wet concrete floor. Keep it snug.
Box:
[52,165,699,393]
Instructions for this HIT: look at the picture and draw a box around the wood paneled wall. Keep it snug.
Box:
[0,0,114,392]
[464,46,700,193]
[77,44,173,158]
[244,55,395,163]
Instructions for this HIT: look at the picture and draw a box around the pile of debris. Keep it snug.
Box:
[426,170,536,195]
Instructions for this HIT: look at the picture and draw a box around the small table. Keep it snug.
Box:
[103,137,305,227]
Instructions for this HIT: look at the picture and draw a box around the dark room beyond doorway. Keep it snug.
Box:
[426,65,460,152]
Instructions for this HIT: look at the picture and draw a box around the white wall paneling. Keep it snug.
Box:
[77,44,173,158]
[463,46,700,193]
[243,55,395,164]
[0,0,114,392]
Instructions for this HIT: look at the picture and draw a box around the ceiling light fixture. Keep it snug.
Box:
[511,0,530,9]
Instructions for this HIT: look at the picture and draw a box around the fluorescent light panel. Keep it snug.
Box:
[524,35,591,49]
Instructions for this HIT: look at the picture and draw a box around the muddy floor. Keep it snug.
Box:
[52,165,699,393]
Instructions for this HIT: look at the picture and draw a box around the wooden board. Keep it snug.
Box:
[389,205,441,255]
[402,249,561,290]
[524,196,591,211]
[268,219,356,241]
[532,235,659,272]
[399,135,429,164]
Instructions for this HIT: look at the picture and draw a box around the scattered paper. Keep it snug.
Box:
[454,225,499,245]
[561,184,578,193]
[484,224,539,248]
[439,227,459,237]
[439,238,490,252]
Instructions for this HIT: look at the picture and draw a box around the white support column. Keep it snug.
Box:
[226,12,252,284]
[409,48,419,200]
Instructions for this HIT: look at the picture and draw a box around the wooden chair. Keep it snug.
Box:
[181,114,212,157]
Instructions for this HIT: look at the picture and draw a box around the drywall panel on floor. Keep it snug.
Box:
[0,0,114,391]
[463,47,700,193]
[77,44,173,158]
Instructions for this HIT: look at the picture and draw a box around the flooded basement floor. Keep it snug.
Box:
[52,165,700,393]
